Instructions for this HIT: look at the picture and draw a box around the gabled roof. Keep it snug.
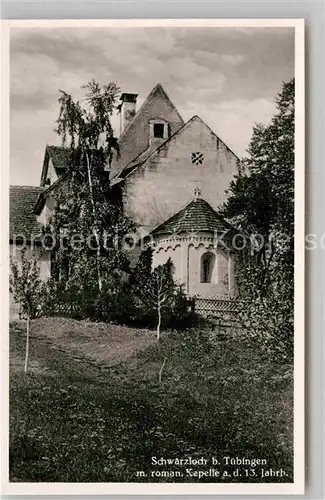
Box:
[47,145,70,168]
[112,83,184,176]
[40,145,70,186]
[150,195,230,236]
[10,186,44,241]
[112,115,239,185]
[33,174,67,215]
[119,83,184,143]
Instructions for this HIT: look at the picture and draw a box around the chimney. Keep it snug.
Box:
[119,92,138,134]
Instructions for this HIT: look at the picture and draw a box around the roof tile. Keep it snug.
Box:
[9,186,43,241]
[151,197,228,235]
[47,145,70,170]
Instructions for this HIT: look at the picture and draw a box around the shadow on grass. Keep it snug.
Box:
[9,323,293,483]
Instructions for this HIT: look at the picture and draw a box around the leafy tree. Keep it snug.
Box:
[139,261,176,341]
[47,80,135,310]
[219,79,295,359]
[128,248,197,334]
[130,250,178,339]
[9,249,48,372]
[128,247,153,291]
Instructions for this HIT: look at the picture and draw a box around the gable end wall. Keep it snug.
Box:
[111,87,184,177]
[122,117,238,230]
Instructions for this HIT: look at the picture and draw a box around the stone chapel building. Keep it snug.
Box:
[9,83,240,306]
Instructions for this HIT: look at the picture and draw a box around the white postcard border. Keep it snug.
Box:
[0,18,305,496]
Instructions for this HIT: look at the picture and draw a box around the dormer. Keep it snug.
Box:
[149,118,169,147]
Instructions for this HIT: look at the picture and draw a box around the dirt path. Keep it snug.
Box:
[10,317,157,376]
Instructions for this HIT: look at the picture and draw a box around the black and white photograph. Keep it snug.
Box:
[3,19,304,495]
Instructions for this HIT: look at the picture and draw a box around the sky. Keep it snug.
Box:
[10,26,295,186]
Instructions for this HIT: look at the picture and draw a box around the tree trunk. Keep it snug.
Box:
[96,244,102,292]
[85,151,102,292]
[24,316,30,373]
[157,305,161,341]
[159,357,167,383]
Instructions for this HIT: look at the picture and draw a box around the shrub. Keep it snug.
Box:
[127,250,198,335]
[45,247,199,332]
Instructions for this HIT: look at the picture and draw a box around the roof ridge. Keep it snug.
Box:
[46,144,70,154]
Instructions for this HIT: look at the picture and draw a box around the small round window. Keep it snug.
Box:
[191,152,204,165]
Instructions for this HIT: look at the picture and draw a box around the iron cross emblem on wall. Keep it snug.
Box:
[191,152,204,165]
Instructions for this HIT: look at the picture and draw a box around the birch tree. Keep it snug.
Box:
[50,81,135,302]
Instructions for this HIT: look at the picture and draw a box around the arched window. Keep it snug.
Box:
[200,252,216,283]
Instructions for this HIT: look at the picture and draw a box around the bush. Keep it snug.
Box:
[235,275,293,363]
[125,249,199,333]
[45,250,199,332]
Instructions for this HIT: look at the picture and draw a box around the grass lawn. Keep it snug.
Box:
[9,317,293,483]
